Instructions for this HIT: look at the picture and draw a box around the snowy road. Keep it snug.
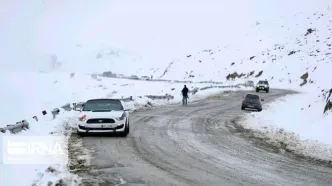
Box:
[80,89,332,186]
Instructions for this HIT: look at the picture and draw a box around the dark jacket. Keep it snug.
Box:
[182,87,189,97]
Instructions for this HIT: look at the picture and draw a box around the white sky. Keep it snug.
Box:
[0,0,331,71]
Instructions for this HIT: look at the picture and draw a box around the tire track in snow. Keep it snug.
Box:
[78,89,332,185]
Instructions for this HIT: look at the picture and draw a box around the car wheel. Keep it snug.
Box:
[257,108,262,112]
[125,122,130,134]
[120,131,128,137]
[256,88,259,92]
[266,88,269,93]
[241,106,245,110]
[77,132,85,137]
[120,123,129,137]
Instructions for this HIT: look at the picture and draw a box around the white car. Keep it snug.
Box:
[76,99,130,137]
[255,80,270,93]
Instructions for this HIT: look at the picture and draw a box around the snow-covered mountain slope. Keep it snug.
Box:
[155,5,332,159]
[158,5,332,113]
[159,7,332,83]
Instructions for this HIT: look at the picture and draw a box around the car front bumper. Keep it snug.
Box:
[77,122,126,133]
[256,86,268,90]
[242,104,262,110]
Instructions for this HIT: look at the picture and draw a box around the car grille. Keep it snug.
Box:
[86,118,115,124]
[79,124,124,130]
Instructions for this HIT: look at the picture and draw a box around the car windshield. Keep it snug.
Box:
[245,94,260,100]
[82,99,124,111]
[258,81,268,84]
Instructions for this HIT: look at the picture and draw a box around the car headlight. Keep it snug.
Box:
[78,115,87,121]
[116,112,127,121]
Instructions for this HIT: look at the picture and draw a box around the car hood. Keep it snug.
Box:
[79,111,124,119]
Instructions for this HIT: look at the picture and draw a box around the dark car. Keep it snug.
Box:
[241,93,264,111]
[256,80,270,93]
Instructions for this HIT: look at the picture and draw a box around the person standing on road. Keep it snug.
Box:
[181,85,189,105]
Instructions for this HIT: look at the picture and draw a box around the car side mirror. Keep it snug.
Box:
[261,98,264,101]
[75,107,82,112]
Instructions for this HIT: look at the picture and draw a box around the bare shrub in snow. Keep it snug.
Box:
[226,72,246,81]
[246,71,255,77]
[300,72,309,86]
[324,101,332,114]
[323,88,332,114]
[304,28,316,36]
[254,70,263,77]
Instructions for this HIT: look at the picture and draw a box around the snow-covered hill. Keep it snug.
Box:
[161,6,332,113]
[156,4,332,161]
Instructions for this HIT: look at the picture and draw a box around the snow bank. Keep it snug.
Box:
[0,110,81,186]
[242,93,332,162]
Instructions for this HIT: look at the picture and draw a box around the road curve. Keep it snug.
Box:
[79,89,332,186]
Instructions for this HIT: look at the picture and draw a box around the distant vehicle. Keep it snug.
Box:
[117,74,124,78]
[256,80,270,93]
[244,80,255,87]
[102,71,116,78]
[241,93,264,111]
[130,75,139,80]
[141,76,150,80]
[76,99,130,137]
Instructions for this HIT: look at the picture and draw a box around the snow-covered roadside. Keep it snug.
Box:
[0,72,253,186]
[0,111,82,186]
[240,90,332,162]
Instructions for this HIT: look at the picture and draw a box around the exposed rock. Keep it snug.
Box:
[255,70,263,77]
[300,72,309,86]
[304,28,315,36]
